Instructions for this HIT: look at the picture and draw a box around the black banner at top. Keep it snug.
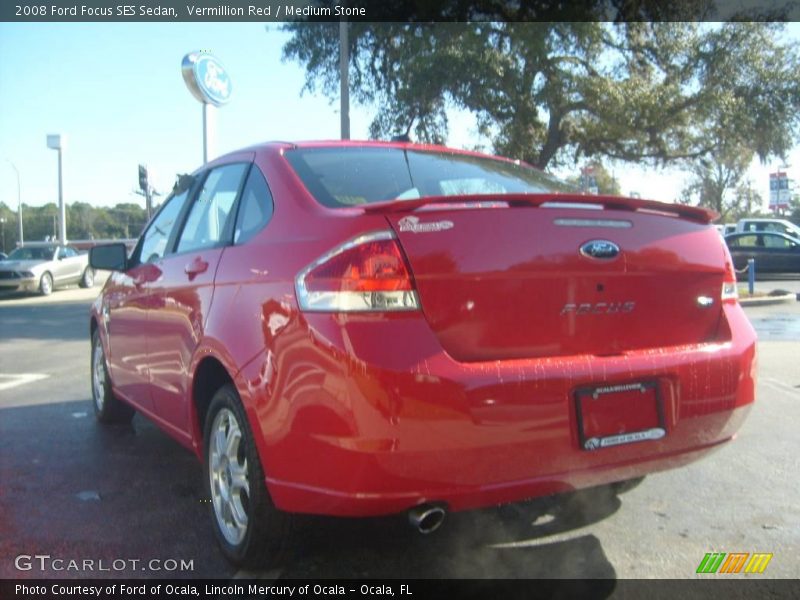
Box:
[2,0,799,23]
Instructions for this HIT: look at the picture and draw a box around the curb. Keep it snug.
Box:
[738,292,797,307]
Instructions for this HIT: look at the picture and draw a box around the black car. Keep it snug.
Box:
[724,231,800,274]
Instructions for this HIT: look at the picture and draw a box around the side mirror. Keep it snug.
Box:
[90,243,128,271]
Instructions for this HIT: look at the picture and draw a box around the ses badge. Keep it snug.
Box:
[181,52,232,107]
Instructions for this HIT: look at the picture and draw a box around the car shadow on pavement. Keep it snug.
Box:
[282,487,621,582]
[0,400,233,580]
[1,397,620,589]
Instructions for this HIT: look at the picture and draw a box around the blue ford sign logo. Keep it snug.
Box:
[181,51,232,107]
[580,240,620,260]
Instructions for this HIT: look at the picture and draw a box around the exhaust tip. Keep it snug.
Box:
[408,504,446,534]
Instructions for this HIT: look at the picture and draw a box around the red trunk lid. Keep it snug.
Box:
[385,203,726,362]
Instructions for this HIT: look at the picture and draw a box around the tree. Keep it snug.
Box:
[678,143,754,219]
[283,20,800,171]
[787,194,800,224]
[0,202,147,246]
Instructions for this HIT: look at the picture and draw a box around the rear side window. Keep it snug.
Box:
[284,147,575,208]
[139,187,192,263]
[728,235,757,247]
[177,163,248,253]
[763,234,793,249]
[234,167,274,245]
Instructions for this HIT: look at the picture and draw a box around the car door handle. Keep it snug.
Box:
[185,257,209,280]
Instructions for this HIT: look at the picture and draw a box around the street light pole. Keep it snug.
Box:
[47,134,67,245]
[57,147,65,243]
[5,159,23,247]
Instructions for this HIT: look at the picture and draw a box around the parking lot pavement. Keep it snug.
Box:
[747,274,800,296]
[1,280,798,581]
[0,271,109,308]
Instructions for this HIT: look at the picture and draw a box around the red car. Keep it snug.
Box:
[89,141,756,566]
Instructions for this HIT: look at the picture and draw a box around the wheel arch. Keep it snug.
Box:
[191,355,236,459]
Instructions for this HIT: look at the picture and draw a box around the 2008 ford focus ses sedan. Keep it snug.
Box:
[89,141,756,566]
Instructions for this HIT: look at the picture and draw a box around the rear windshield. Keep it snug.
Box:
[284,147,575,208]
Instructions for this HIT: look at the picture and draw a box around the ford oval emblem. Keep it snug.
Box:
[181,52,232,107]
[580,240,620,260]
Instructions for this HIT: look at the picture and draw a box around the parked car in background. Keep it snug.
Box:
[0,242,94,295]
[713,224,737,236]
[724,231,800,274]
[89,140,756,567]
[735,218,800,240]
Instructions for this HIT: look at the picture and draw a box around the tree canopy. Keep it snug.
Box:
[0,202,148,252]
[283,21,800,172]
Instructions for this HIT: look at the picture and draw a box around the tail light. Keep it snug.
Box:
[295,231,420,312]
[721,246,738,303]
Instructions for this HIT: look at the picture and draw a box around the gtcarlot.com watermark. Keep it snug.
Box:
[14,554,194,573]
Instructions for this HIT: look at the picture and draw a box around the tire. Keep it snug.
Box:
[91,329,134,424]
[79,267,95,288]
[39,272,53,296]
[204,384,293,567]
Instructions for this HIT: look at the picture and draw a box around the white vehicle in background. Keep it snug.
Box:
[714,223,737,236]
[735,218,800,240]
[0,242,94,295]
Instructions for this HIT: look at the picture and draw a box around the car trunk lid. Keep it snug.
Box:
[379,195,725,362]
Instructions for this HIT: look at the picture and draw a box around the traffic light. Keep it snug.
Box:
[138,164,149,193]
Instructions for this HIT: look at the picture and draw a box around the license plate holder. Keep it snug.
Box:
[575,381,666,451]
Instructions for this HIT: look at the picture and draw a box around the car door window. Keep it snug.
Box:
[763,234,789,249]
[234,167,274,245]
[177,163,248,253]
[139,186,193,264]
[731,235,756,248]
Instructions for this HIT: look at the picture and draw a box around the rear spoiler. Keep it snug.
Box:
[362,193,718,224]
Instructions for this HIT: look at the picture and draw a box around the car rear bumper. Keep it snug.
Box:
[241,302,756,516]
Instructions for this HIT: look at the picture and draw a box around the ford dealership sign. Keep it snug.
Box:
[181,51,232,107]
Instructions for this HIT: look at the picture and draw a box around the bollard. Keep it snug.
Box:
[747,258,755,296]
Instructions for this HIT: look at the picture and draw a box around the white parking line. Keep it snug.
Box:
[0,373,50,392]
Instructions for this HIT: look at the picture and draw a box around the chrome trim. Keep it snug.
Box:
[584,428,666,451]
[579,239,621,260]
[554,218,632,228]
[696,296,714,307]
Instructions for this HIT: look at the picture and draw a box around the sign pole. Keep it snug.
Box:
[182,51,231,165]
[202,103,208,164]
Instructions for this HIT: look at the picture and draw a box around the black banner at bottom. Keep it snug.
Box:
[2,579,800,600]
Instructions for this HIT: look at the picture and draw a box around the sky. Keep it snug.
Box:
[1,22,799,219]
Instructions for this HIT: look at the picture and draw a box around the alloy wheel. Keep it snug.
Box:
[92,340,106,411]
[209,408,251,546]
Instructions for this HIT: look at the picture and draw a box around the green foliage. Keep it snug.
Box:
[677,143,755,219]
[283,22,800,171]
[0,201,147,252]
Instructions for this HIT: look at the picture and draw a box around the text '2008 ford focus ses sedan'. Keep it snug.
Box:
[89,141,756,566]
